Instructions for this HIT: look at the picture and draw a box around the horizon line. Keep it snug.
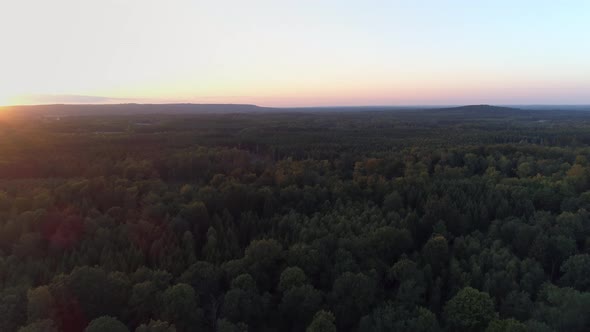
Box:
[3,102,590,109]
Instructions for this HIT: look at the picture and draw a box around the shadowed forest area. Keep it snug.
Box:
[1,105,590,331]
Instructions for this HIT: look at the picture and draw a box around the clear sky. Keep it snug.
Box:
[1,0,589,107]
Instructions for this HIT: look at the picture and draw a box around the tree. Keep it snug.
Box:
[243,239,283,291]
[368,226,413,263]
[422,235,449,273]
[546,235,577,278]
[280,285,322,329]
[85,316,129,332]
[128,281,159,324]
[443,287,497,332]
[217,318,248,332]
[559,254,590,291]
[0,287,27,332]
[359,304,439,332]
[396,279,426,307]
[179,201,210,237]
[516,162,533,178]
[533,284,590,332]
[160,284,202,331]
[203,227,221,263]
[135,320,176,332]
[181,231,197,266]
[231,273,257,292]
[179,261,223,303]
[330,272,377,329]
[67,266,130,320]
[519,259,546,296]
[524,320,553,332]
[287,243,322,281]
[499,291,532,321]
[389,257,420,282]
[26,286,55,323]
[306,310,336,332]
[221,274,264,325]
[485,319,526,332]
[278,266,307,292]
[383,191,403,211]
[17,319,59,332]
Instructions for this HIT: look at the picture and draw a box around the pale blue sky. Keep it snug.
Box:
[0,0,588,106]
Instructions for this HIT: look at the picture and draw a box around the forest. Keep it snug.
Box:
[1,105,590,331]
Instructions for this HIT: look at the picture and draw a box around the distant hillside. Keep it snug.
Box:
[434,104,522,113]
[409,104,536,120]
[1,103,273,116]
[282,104,527,115]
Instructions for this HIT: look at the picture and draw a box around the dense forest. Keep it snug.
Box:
[2,105,590,331]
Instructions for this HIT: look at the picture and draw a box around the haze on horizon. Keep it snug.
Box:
[1,0,589,107]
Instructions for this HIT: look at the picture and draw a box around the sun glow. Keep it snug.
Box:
[0,93,15,106]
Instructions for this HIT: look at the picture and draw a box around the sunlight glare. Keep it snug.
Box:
[0,93,13,106]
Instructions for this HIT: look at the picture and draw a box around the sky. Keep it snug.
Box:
[0,0,589,107]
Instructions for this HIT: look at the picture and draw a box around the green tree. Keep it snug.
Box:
[217,318,248,332]
[533,284,590,332]
[500,291,532,321]
[26,286,54,323]
[221,274,264,325]
[389,257,420,282]
[306,310,336,332]
[17,319,58,332]
[179,261,223,304]
[383,191,403,211]
[330,272,377,329]
[359,304,439,332]
[129,281,159,323]
[160,283,202,331]
[67,266,130,320]
[85,316,129,332]
[135,320,176,332]
[0,287,27,332]
[280,285,322,329]
[559,254,590,291]
[287,243,322,281]
[485,319,526,332]
[203,227,221,263]
[443,287,497,332]
[244,239,283,291]
[524,320,553,332]
[516,162,533,178]
[368,226,413,263]
[278,266,307,292]
[422,235,449,273]
[180,201,210,236]
[181,231,197,266]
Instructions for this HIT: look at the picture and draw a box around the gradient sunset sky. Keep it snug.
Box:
[1,0,589,107]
